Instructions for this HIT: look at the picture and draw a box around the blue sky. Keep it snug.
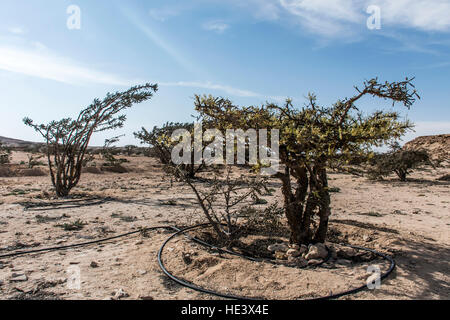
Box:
[0,0,449,146]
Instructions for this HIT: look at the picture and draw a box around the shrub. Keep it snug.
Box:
[26,154,45,168]
[135,122,206,179]
[0,142,11,164]
[101,136,129,167]
[168,164,268,245]
[367,143,432,181]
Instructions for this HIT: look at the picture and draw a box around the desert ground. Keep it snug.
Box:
[0,151,449,300]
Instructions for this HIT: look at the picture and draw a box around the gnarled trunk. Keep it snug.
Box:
[278,161,331,245]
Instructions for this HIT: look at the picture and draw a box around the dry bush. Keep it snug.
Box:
[135,122,206,179]
[26,153,45,169]
[241,202,285,233]
[0,142,11,164]
[366,143,432,181]
[101,136,129,168]
[168,164,269,245]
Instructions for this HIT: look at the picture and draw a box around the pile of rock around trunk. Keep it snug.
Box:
[267,243,329,267]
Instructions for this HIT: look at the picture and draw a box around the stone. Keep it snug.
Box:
[308,259,323,265]
[113,288,129,300]
[291,257,308,268]
[305,244,328,260]
[268,243,289,252]
[336,259,352,266]
[139,295,154,300]
[138,270,147,276]
[274,251,287,260]
[299,245,308,254]
[289,244,300,250]
[286,249,301,257]
[90,261,99,268]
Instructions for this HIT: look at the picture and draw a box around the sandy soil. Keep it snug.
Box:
[0,152,448,300]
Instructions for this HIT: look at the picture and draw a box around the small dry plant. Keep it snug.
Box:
[170,164,269,245]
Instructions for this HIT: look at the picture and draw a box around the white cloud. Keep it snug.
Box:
[203,21,230,33]
[373,0,450,32]
[243,0,450,37]
[0,45,137,86]
[8,27,26,35]
[279,0,364,37]
[0,45,283,99]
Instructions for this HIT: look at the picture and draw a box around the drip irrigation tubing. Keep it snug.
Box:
[0,223,396,300]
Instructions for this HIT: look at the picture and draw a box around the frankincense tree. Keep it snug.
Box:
[24,83,158,197]
[195,78,419,245]
[134,122,206,179]
[366,142,432,181]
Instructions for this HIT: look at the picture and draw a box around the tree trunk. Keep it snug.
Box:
[279,167,304,244]
[56,186,70,198]
[314,167,331,243]
[396,169,407,181]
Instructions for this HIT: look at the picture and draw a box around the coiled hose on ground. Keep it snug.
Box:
[0,223,396,300]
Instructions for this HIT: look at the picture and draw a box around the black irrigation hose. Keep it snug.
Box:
[0,222,395,300]
[158,224,396,301]
[0,226,179,259]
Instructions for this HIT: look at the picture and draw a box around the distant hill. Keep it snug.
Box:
[0,136,42,148]
[2,134,449,164]
[0,136,115,151]
[403,134,450,165]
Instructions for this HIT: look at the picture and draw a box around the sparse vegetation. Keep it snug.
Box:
[56,219,86,231]
[26,153,45,168]
[242,203,284,233]
[0,142,11,164]
[166,164,268,244]
[135,122,206,179]
[124,145,138,156]
[101,136,129,167]
[366,142,432,181]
